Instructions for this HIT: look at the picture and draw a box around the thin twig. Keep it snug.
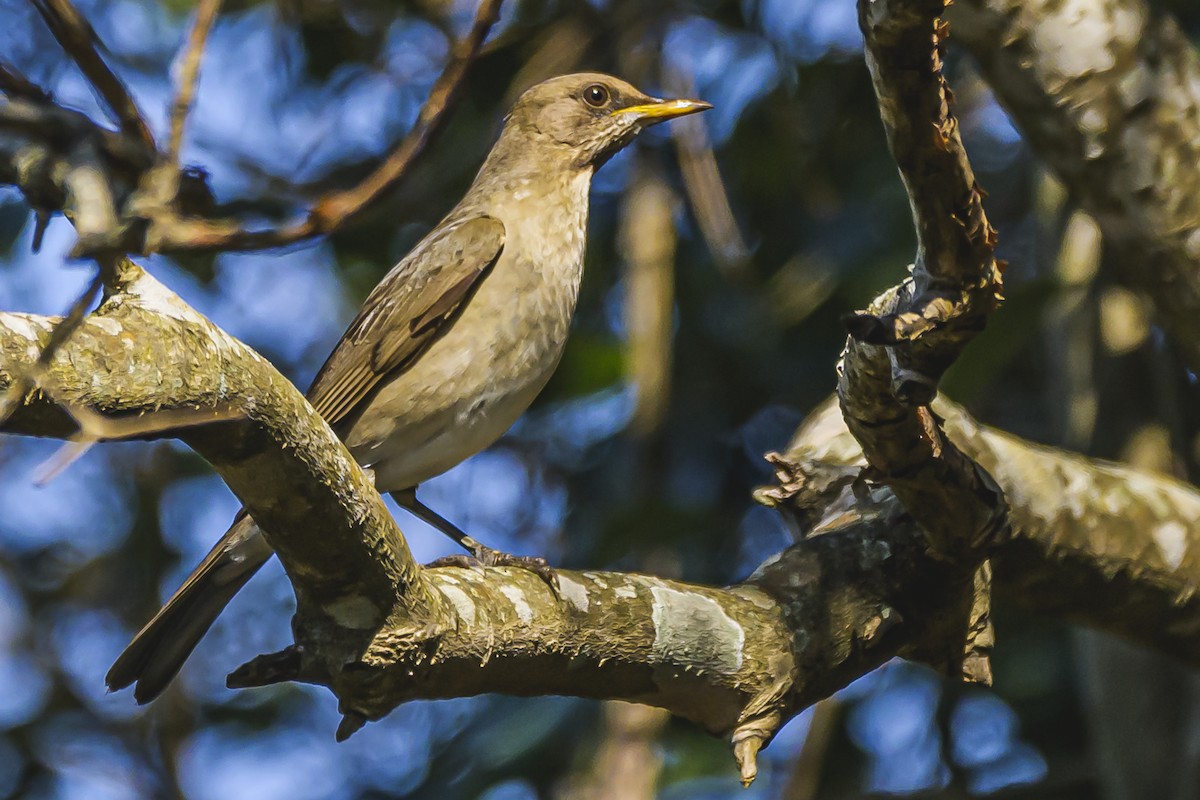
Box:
[308,0,503,228]
[0,269,102,426]
[34,401,243,484]
[150,0,504,253]
[0,61,52,102]
[29,0,156,153]
[166,0,222,165]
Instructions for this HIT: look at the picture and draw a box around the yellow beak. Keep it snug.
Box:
[612,98,713,122]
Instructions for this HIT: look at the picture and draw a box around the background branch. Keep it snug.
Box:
[30,0,156,153]
[762,396,1200,665]
[145,0,504,253]
[165,0,222,167]
[0,61,52,103]
[951,0,1200,372]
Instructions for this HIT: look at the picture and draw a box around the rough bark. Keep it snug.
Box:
[0,266,976,785]
[842,0,1008,561]
[5,282,1200,778]
[761,398,1200,665]
[0,266,797,781]
[833,0,1010,688]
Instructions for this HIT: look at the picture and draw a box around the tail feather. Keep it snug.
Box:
[107,514,273,704]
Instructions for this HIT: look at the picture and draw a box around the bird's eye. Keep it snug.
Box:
[582,84,610,108]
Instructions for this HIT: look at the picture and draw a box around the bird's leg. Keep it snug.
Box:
[390,488,557,589]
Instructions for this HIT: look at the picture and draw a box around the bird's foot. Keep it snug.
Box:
[426,539,558,594]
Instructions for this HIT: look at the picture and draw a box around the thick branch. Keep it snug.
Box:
[0,264,986,785]
[842,0,1006,556]
[762,397,1200,665]
[951,0,1200,371]
[0,263,432,670]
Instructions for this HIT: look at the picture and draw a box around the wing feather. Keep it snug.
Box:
[306,215,505,428]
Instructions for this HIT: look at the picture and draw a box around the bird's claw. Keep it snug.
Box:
[426,543,559,595]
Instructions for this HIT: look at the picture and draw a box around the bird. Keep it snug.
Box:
[106,72,711,703]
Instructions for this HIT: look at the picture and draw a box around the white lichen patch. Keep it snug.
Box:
[438,584,476,625]
[582,572,609,590]
[324,594,381,630]
[88,317,123,337]
[729,586,775,610]
[650,586,744,674]
[500,584,534,624]
[0,314,47,342]
[613,583,637,600]
[1153,521,1189,572]
[556,575,589,613]
[125,273,209,323]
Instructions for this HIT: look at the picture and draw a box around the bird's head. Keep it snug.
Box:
[503,73,711,169]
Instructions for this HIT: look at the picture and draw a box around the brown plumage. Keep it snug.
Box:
[107,73,710,703]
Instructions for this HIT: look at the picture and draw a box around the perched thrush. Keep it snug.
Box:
[107,73,710,702]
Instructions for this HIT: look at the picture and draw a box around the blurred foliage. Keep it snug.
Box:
[1,0,1199,797]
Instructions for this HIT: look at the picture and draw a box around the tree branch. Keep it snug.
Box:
[0,61,52,103]
[0,96,154,254]
[3,0,1195,787]
[0,266,101,426]
[0,267,1007,786]
[30,0,156,153]
[843,0,1007,566]
[950,0,1200,372]
[817,0,1012,689]
[5,281,1198,782]
[145,0,504,253]
[0,266,805,783]
[165,0,221,167]
[760,396,1200,665]
[0,261,433,669]
[4,0,501,259]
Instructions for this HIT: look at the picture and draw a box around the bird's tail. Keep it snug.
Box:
[106,514,274,704]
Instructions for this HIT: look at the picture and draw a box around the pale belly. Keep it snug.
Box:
[341,260,578,492]
[340,168,589,493]
[353,366,551,492]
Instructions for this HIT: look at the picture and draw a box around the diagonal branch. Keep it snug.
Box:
[665,66,750,281]
[30,0,156,153]
[0,260,435,663]
[0,268,101,427]
[0,61,52,103]
[145,0,504,253]
[165,0,222,166]
[840,0,1007,557]
[306,0,503,231]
